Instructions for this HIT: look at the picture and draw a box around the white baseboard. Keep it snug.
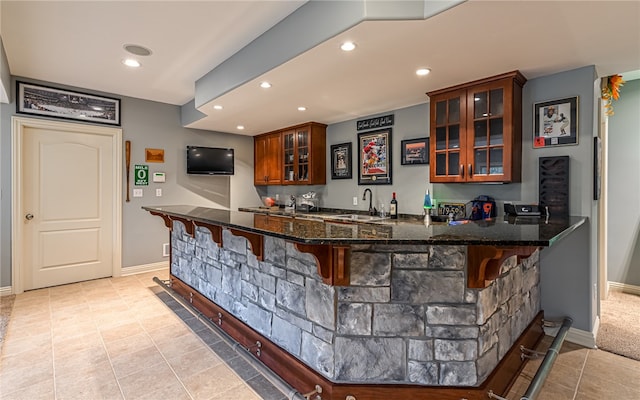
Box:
[608,281,640,296]
[121,261,169,276]
[544,316,599,349]
[0,286,13,296]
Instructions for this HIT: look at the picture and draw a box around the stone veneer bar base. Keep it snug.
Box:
[169,276,544,400]
[166,221,546,399]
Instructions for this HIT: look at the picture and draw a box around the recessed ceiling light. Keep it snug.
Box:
[340,41,356,52]
[123,44,153,57]
[416,68,431,76]
[122,58,141,68]
[237,125,245,130]
[260,81,272,89]
[297,106,307,111]
[213,105,223,110]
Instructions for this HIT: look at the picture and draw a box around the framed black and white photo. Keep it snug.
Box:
[17,81,121,126]
[330,142,352,179]
[401,137,429,165]
[533,96,578,148]
[593,137,602,200]
[358,128,392,185]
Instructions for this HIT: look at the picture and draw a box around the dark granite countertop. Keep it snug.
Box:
[143,205,586,247]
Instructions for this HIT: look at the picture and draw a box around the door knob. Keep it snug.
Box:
[25,213,34,220]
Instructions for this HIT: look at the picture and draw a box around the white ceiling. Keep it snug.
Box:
[2,1,640,136]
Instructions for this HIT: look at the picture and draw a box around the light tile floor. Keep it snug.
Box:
[1,270,639,400]
[0,270,286,400]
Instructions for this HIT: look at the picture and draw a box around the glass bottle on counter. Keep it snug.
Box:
[390,192,398,219]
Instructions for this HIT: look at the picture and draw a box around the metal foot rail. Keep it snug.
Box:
[153,277,310,400]
[521,317,573,400]
[488,316,572,400]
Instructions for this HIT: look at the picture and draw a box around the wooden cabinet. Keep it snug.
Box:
[282,122,326,185]
[428,71,526,183]
[254,132,282,185]
[254,122,326,186]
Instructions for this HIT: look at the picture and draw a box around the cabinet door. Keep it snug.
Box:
[282,127,311,184]
[254,135,268,185]
[265,133,282,184]
[296,126,310,184]
[254,132,282,185]
[466,79,513,182]
[430,89,468,183]
[282,129,296,184]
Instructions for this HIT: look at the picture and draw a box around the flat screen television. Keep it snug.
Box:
[186,146,234,175]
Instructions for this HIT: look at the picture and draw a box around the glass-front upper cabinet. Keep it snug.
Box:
[281,122,326,185]
[283,130,296,183]
[296,128,309,183]
[431,88,467,182]
[254,122,325,186]
[471,87,504,177]
[428,71,526,183]
[283,127,310,184]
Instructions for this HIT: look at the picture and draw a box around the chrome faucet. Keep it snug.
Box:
[362,188,376,216]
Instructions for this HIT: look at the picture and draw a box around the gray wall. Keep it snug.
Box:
[607,78,640,286]
[266,66,599,332]
[0,76,260,287]
[2,66,602,334]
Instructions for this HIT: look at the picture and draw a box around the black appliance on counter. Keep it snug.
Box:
[504,203,545,217]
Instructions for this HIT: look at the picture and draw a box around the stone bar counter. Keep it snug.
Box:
[144,205,585,400]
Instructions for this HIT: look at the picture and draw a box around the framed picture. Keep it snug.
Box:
[17,81,121,126]
[593,137,602,200]
[533,96,578,148]
[330,142,352,179]
[401,137,429,165]
[145,148,165,163]
[358,128,392,185]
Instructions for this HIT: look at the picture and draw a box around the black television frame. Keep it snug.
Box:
[186,146,235,175]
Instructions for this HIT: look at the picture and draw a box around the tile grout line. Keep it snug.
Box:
[92,279,127,400]
[571,347,591,400]
[150,279,267,400]
[154,287,278,400]
[48,288,60,400]
[131,276,197,400]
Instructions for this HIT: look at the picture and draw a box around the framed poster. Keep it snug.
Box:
[401,137,429,165]
[17,81,121,126]
[533,96,578,148]
[358,128,392,185]
[330,142,352,179]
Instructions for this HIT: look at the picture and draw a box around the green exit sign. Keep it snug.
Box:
[134,165,148,186]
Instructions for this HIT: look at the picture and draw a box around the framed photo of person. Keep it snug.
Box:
[330,142,352,179]
[533,96,578,148]
[401,137,429,165]
[358,128,392,185]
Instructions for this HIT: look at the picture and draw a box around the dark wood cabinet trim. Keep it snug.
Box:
[193,221,223,246]
[427,70,526,97]
[149,210,536,290]
[229,228,264,261]
[428,71,526,184]
[293,243,350,286]
[467,245,539,288]
[149,211,172,229]
[254,122,326,186]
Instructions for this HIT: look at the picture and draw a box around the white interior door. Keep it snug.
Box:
[13,117,122,291]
